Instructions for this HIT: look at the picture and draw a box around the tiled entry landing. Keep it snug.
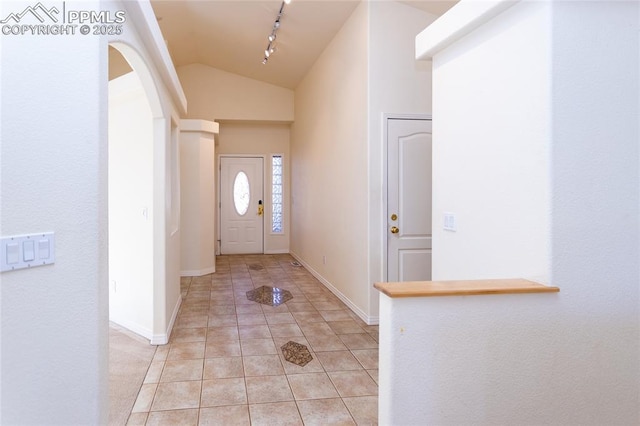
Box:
[128,254,378,425]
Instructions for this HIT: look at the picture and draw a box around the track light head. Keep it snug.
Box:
[261,0,291,65]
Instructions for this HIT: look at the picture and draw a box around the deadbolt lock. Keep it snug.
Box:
[390,214,398,221]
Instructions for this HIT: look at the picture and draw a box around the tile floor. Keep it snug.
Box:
[126,254,378,425]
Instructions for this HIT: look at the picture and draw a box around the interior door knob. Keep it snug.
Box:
[390,226,399,234]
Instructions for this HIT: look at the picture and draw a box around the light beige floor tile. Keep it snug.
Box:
[205,340,241,357]
[120,255,379,425]
[131,383,157,413]
[200,378,247,407]
[180,301,210,312]
[306,334,348,352]
[315,350,363,371]
[311,301,345,311]
[367,369,379,384]
[236,303,264,314]
[296,398,356,425]
[153,345,170,362]
[175,315,209,329]
[287,372,339,400]
[291,311,325,323]
[352,349,379,370]
[299,322,335,336]
[151,381,201,411]
[285,302,316,312]
[243,354,284,376]
[160,359,204,382]
[208,304,236,315]
[238,324,272,340]
[237,313,267,325]
[146,409,198,426]
[328,370,378,397]
[363,325,379,334]
[126,412,148,426]
[328,320,365,334]
[186,290,211,299]
[209,286,232,294]
[248,401,303,426]
[318,310,354,321]
[167,342,206,360]
[144,361,165,384]
[265,312,296,324]
[171,327,207,343]
[207,314,237,327]
[235,296,255,305]
[261,303,292,314]
[240,338,277,355]
[209,290,233,300]
[338,333,379,350]
[199,405,250,426]
[343,396,378,425]
[206,326,239,341]
[269,323,304,337]
[203,357,244,379]
[246,375,294,404]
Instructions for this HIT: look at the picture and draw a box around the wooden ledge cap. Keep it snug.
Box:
[374,278,559,298]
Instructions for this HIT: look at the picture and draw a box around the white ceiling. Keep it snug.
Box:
[150,0,458,89]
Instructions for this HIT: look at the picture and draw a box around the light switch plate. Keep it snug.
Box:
[1,232,55,272]
[444,213,457,231]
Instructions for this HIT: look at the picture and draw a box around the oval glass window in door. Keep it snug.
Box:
[233,171,250,216]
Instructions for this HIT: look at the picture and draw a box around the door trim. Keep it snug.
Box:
[382,113,432,282]
[217,154,267,255]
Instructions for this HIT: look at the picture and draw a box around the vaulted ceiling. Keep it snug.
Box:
[149,0,458,90]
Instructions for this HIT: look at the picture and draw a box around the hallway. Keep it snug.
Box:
[119,254,378,425]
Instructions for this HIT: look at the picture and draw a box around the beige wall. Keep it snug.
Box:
[108,72,155,338]
[218,122,291,254]
[291,1,370,319]
[178,63,294,122]
[290,1,434,323]
[367,1,436,318]
[180,121,218,276]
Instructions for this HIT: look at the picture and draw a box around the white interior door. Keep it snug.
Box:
[387,118,432,282]
[220,157,264,254]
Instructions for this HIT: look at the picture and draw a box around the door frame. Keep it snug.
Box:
[382,113,432,282]
[217,154,267,255]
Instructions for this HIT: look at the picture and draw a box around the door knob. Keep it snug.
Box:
[258,200,264,216]
[390,226,399,234]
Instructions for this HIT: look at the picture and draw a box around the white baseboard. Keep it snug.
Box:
[181,266,216,277]
[109,316,153,342]
[151,295,182,345]
[290,252,377,326]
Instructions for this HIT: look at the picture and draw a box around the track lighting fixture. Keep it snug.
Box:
[262,0,291,65]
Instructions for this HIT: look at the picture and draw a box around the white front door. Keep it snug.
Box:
[387,118,432,282]
[220,157,264,254]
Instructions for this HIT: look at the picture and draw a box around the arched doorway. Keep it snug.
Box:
[107,43,166,341]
